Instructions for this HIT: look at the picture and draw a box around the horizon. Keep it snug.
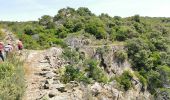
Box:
[0,0,170,21]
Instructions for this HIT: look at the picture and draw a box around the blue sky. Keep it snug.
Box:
[0,0,170,21]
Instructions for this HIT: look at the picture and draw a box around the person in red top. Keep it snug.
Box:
[17,39,23,55]
[0,42,4,61]
[18,39,23,50]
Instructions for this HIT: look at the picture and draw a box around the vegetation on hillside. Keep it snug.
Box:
[0,26,5,40]
[0,26,25,100]
[61,48,108,84]
[116,71,133,91]
[0,7,170,98]
[0,53,25,100]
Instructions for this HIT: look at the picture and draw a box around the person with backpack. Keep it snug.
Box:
[0,42,4,61]
[4,43,13,57]
[17,39,23,55]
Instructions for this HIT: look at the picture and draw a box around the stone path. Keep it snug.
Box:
[23,50,48,100]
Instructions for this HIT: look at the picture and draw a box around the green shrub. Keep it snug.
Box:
[109,28,116,41]
[116,71,133,91]
[85,59,108,83]
[155,88,170,100]
[133,23,145,33]
[147,70,162,94]
[52,38,68,48]
[96,46,110,55]
[61,65,90,84]
[115,26,137,41]
[115,26,128,41]
[157,65,170,87]
[0,53,25,100]
[73,22,85,32]
[114,50,127,63]
[77,7,93,16]
[85,17,107,39]
[24,25,36,35]
[21,34,41,49]
[132,15,140,22]
[134,71,147,87]
[62,48,80,64]
[0,29,5,40]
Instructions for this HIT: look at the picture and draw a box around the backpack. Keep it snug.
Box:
[4,45,12,52]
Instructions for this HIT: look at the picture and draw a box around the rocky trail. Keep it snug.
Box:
[1,29,55,99]
[22,47,70,100]
[23,50,47,100]
[2,29,71,100]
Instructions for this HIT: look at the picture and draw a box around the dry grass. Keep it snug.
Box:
[0,53,25,100]
[24,63,33,77]
[0,29,5,40]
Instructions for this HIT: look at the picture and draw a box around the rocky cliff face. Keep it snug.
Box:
[80,45,131,76]
[66,35,131,76]
[23,47,153,100]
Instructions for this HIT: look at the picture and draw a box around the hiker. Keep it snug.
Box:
[4,43,13,57]
[17,39,23,55]
[0,42,4,61]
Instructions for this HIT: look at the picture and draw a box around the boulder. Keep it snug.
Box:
[42,67,51,71]
[39,71,48,76]
[48,89,59,98]
[39,59,49,63]
[50,95,69,100]
[50,84,66,92]
[45,72,56,79]
[91,82,102,96]
[44,84,50,89]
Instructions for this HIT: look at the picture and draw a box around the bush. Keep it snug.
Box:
[85,17,107,39]
[73,22,85,32]
[147,70,162,94]
[0,53,25,100]
[155,88,170,100]
[126,38,154,70]
[62,48,80,64]
[114,50,127,63]
[0,29,5,40]
[157,65,170,87]
[52,38,68,48]
[21,34,41,49]
[109,28,116,41]
[132,15,140,23]
[116,71,133,91]
[134,71,147,87]
[85,59,108,83]
[61,65,90,84]
[115,26,137,41]
[77,7,93,16]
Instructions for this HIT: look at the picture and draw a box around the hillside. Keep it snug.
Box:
[0,7,170,100]
[0,28,25,100]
